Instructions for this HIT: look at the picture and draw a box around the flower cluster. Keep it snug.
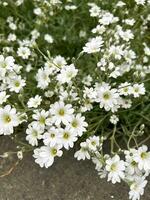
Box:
[0,0,150,199]
[29,101,87,167]
[75,137,150,200]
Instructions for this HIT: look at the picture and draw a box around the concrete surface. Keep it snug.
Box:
[0,137,149,200]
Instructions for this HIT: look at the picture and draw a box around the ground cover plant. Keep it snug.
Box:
[0,0,150,199]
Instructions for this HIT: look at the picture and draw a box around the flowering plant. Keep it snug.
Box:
[0,0,150,199]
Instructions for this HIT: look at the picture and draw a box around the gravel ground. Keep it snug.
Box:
[0,137,149,200]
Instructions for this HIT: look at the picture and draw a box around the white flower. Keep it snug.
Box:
[124,19,135,26]
[44,90,54,98]
[43,127,60,146]
[109,68,121,78]
[80,100,93,112]
[32,109,49,128]
[17,46,31,59]
[74,142,90,160]
[124,149,141,176]
[26,122,44,146]
[134,145,150,171]
[124,49,136,63]
[83,36,104,54]
[65,5,77,10]
[27,95,42,108]
[49,0,61,5]
[17,150,23,160]
[9,22,17,30]
[129,177,147,200]
[97,58,107,71]
[119,82,132,96]
[59,89,78,102]
[16,0,24,6]
[89,5,101,17]
[121,99,132,109]
[8,33,16,41]
[50,101,74,125]
[0,91,9,104]
[34,7,42,16]
[144,45,150,56]
[57,64,78,84]
[0,105,20,135]
[52,55,67,68]
[96,84,120,111]
[86,136,100,151]
[44,34,54,43]
[79,30,86,38]
[0,55,15,68]
[99,12,117,25]
[26,64,33,72]
[82,75,93,86]
[118,29,134,41]
[108,45,124,60]
[59,127,77,150]
[110,115,119,124]
[92,25,106,34]
[83,87,97,101]
[131,83,145,98]
[135,0,146,5]
[106,155,125,184]
[36,68,51,89]
[92,153,103,171]
[0,55,15,78]
[116,1,126,7]
[8,75,26,93]
[33,144,63,168]
[31,29,40,40]
[67,114,88,136]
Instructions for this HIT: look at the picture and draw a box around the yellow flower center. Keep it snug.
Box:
[110,163,117,171]
[50,133,55,138]
[141,152,148,159]
[3,115,11,123]
[58,109,65,116]
[32,131,38,137]
[51,148,57,155]
[15,81,20,87]
[1,62,7,68]
[131,161,137,167]
[103,92,110,100]
[63,132,69,139]
[72,120,78,128]
[123,87,128,92]
[39,116,45,124]
[91,141,96,146]
[134,88,139,93]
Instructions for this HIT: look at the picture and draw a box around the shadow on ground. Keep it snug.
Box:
[0,137,149,200]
